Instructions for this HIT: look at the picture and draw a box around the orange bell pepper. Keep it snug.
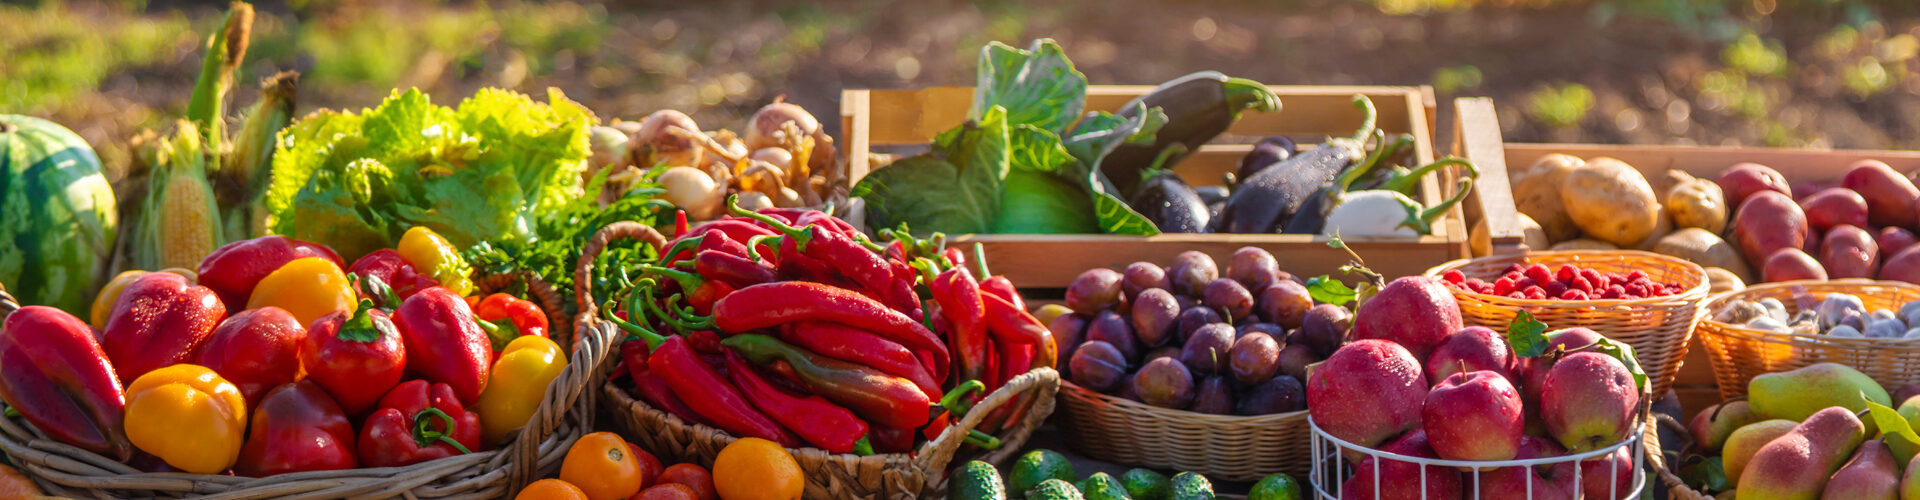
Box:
[124,364,246,474]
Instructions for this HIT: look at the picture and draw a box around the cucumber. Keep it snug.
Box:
[950,460,1007,500]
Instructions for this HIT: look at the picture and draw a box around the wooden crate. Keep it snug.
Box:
[840,85,1470,289]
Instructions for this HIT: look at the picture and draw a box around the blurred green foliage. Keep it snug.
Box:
[0,5,188,113]
[1525,83,1593,128]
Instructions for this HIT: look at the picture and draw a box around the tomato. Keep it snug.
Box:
[517,478,589,500]
[656,464,715,500]
[712,438,802,500]
[560,432,642,500]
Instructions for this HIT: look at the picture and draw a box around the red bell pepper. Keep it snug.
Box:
[302,300,407,415]
[101,272,227,382]
[358,380,485,468]
[471,293,549,354]
[723,351,872,454]
[235,380,357,476]
[197,235,345,311]
[347,249,440,304]
[391,287,493,404]
[197,307,307,408]
[0,306,132,459]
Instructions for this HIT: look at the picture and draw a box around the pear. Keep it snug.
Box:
[1540,352,1639,452]
[1887,396,1920,464]
[1901,451,1920,499]
[1820,439,1898,500]
[1724,419,1799,485]
[1690,401,1763,452]
[1748,362,1890,421]
[1736,406,1866,500]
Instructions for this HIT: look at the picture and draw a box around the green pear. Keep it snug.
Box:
[1819,439,1898,500]
[1886,396,1920,464]
[1691,401,1763,452]
[1902,451,1920,499]
[1736,407,1866,500]
[1724,420,1799,486]
[1748,363,1890,422]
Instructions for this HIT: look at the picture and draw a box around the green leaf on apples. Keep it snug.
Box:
[1305,276,1358,306]
[1868,398,1920,443]
[1678,456,1731,492]
[1506,310,1550,358]
[1587,337,1648,393]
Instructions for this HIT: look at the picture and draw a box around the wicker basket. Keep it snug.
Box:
[0,267,618,498]
[473,268,573,346]
[1055,381,1310,482]
[577,222,1062,499]
[1426,250,1710,398]
[1696,279,1920,401]
[1647,414,1715,500]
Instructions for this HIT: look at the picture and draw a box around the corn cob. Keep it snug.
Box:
[137,122,223,271]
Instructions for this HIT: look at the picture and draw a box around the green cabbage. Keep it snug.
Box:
[264,87,592,261]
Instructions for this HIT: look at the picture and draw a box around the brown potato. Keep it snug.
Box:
[1665,172,1729,234]
[1703,267,1745,293]
[1514,154,1584,242]
[1652,228,1754,283]
[1549,238,1619,251]
[1560,157,1661,247]
[1517,213,1551,251]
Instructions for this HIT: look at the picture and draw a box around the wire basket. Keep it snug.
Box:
[1054,380,1311,482]
[1426,250,1710,398]
[1308,417,1648,499]
[1696,279,1920,401]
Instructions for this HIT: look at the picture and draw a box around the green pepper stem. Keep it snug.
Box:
[659,235,705,266]
[636,264,704,294]
[939,380,986,417]
[963,430,1002,450]
[852,436,875,456]
[725,194,816,251]
[971,243,990,279]
[745,234,779,262]
[411,407,474,455]
[603,301,666,350]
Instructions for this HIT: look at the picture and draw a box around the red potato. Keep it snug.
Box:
[1763,248,1828,282]
[1842,159,1920,228]
[1881,246,1920,284]
[1732,191,1810,271]
[1880,227,1920,256]
[1792,181,1835,203]
[1819,225,1880,279]
[1717,162,1793,209]
[1800,188,1870,233]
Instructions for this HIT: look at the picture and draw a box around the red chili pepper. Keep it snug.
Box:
[930,268,990,386]
[639,264,732,316]
[722,351,872,454]
[942,247,968,272]
[722,334,931,430]
[472,293,549,354]
[664,221,776,262]
[791,209,861,237]
[674,210,691,238]
[695,251,775,289]
[302,300,406,415]
[619,320,799,447]
[994,341,1034,392]
[198,307,307,409]
[687,330,725,354]
[980,276,1023,310]
[869,426,914,454]
[357,380,485,468]
[346,249,440,304]
[197,235,345,311]
[695,231,752,259]
[731,202,919,318]
[711,282,949,378]
[101,272,226,382]
[778,321,940,399]
[775,236,842,283]
[391,287,493,405]
[980,293,1059,372]
[235,380,357,477]
[0,306,132,460]
[621,338,707,426]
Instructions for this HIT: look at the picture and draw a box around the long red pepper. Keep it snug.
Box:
[694,230,752,259]
[620,336,709,425]
[694,251,775,288]
[722,351,872,455]
[979,293,1058,371]
[722,334,932,430]
[778,321,940,399]
[930,268,990,385]
[730,200,922,319]
[711,282,949,378]
[614,313,798,446]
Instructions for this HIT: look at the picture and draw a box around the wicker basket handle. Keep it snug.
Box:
[472,271,574,349]
[913,367,1061,479]
[573,222,668,319]
[0,283,15,319]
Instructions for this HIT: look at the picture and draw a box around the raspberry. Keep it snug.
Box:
[1443,270,1467,284]
[1526,264,1553,285]
[1580,269,1607,289]
[1515,277,1538,291]
[1601,286,1625,299]
[1627,270,1649,282]
[1503,263,1527,276]
[1560,289,1589,300]
[1508,291,1528,299]
[1494,277,1517,296]
[1650,286,1670,297]
[1624,282,1649,297]
[1569,277,1594,293]
[1526,287,1548,300]
[1543,281,1568,297]
[1555,264,1578,281]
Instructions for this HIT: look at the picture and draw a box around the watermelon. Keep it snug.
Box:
[0,115,118,316]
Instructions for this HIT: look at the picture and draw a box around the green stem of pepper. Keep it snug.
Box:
[971,243,990,279]
[939,380,986,417]
[659,234,706,266]
[411,407,473,455]
[725,195,818,251]
[603,301,667,350]
[853,436,875,456]
[964,430,1002,450]
[745,234,780,262]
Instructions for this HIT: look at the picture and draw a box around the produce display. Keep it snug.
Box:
[1440,263,1686,300]
[606,197,1055,455]
[948,448,1304,500]
[0,115,117,318]
[1669,362,1920,498]
[0,230,562,476]
[1308,271,1648,499]
[1052,247,1342,416]
[590,98,842,222]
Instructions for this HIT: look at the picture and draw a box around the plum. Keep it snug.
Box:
[1174,307,1223,346]
[1717,162,1792,209]
[1763,248,1827,282]
[1121,261,1169,303]
[1733,191,1810,271]
[1229,333,1282,385]
[1842,159,1920,228]
[1135,357,1196,409]
[1257,280,1314,328]
[1048,313,1090,369]
[1237,376,1307,415]
[1189,376,1235,415]
[1167,251,1220,296]
[1145,346,1182,364]
[1227,247,1285,292]
[1069,341,1129,392]
[1202,278,1255,321]
[1800,187,1869,232]
[1180,324,1237,376]
[1237,322,1286,339]
[1299,304,1353,357]
[1086,311,1141,364]
[1132,288,1181,347]
[1278,343,1319,382]
[1820,224,1880,279]
[1066,268,1126,314]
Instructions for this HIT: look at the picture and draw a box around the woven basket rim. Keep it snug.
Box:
[1057,380,1307,424]
[1699,278,1920,346]
[1426,250,1712,306]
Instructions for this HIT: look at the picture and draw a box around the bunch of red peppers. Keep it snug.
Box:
[608,197,1057,456]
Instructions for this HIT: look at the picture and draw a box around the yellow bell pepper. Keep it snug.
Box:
[246,257,356,327]
[125,364,246,474]
[476,335,567,446]
[397,226,474,296]
[90,268,198,330]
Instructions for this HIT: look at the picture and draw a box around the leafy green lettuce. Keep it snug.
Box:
[265,87,592,260]
[854,39,1159,236]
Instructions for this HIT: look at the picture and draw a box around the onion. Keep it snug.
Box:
[744,100,820,152]
[735,191,775,212]
[657,166,724,220]
[750,147,793,171]
[588,125,629,171]
[630,110,704,168]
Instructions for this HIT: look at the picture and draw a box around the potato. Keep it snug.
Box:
[1732,190,1810,271]
[1819,225,1879,279]
[1665,172,1728,233]
[1703,267,1745,294]
[1763,248,1827,283]
[1550,238,1618,251]
[1800,187,1869,233]
[1514,154,1584,242]
[1652,228,1754,283]
[1840,159,1919,228]
[1560,157,1661,247]
[1716,162,1792,209]
[1880,226,1920,256]
[1632,205,1673,250]
[1517,213,1551,251]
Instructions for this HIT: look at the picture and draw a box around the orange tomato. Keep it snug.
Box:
[630,484,700,500]
[560,432,642,500]
[712,438,803,500]
[0,463,44,498]
[517,479,589,500]
[656,464,715,500]
[628,443,664,491]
